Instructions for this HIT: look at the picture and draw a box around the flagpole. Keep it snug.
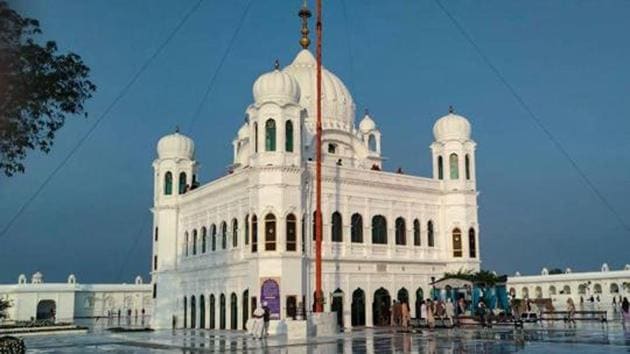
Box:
[314,0,323,313]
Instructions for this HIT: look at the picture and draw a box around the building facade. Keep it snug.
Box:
[0,273,151,323]
[151,22,481,331]
[507,264,630,314]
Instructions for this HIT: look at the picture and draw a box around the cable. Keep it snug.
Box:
[433,0,630,233]
[0,0,206,241]
[116,213,151,282]
[186,0,254,132]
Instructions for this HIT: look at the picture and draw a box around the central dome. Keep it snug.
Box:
[283,50,355,130]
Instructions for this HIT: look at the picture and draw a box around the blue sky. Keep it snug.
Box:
[1,0,629,283]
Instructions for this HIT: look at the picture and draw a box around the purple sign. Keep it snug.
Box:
[260,278,280,320]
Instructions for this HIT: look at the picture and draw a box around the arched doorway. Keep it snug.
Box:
[351,288,366,326]
[36,300,56,320]
[331,289,344,328]
[242,289,249,330]
[209,295,215,329]
[190,295,196,328]
[183,296,187,328]
[199,295,206,328]
[415,288,424,319]
[372,288,391,326]
[230,293,238,330]
[397,288,409,304]
[220,294,226,329]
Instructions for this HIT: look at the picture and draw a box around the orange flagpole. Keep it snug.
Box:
[314,0,323,313]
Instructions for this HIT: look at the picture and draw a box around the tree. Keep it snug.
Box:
[549,268,564,275]
[0,297,10,319]
[0,1,96,176]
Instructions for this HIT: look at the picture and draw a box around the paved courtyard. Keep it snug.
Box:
[24,323,630,353]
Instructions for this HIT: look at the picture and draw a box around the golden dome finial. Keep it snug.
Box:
[298,1,312,49]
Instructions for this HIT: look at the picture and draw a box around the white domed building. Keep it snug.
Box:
[150,9,480,332]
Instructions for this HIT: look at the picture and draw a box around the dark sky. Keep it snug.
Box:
[1,0,629,284]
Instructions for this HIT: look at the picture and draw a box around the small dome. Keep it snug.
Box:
[601,263,609,272]
[433,112,471,142]
[253,66,300,104]
[68,274,77,284]
[359,112,377,133]
[157,131,194,160]
[17,274,26,284]
[32,271,43,284]
[625,264,630,271]
[565,267,572,274]
[135,275,143,285]
[541,267,549,275]
[514,271,521,277]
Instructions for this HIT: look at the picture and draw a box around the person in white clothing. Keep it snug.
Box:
[251,307,265,339]
[444,299,455,327]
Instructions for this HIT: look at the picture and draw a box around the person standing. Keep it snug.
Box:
[392,300,402,329]
[445,299,455,327]
[426,300,435,329]
[621,297,630,329]
[420,300,427,321]
[262,302,270,337]
[251,306,265,339]
[401,301,411,332]
[566,298,576,328]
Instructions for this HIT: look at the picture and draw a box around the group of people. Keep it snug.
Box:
[247,302,270,340]
[418,298,462,329]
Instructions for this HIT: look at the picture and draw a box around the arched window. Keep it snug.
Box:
[244,214,249,245]
[437,156,443,180]
[190,295,196,328]
[449,153,459,179]
[183,296,187,328]
[427,221,435,247]
[549,286,556,295]
[211,224,216,251]
[468,228,476,258]
[192,229,198,255]
[331,212,342,242]
[351,213,363,243]
[328,143,337,154]
[264,213,276,251]
[395,217,406,245]
[285,120,293,152]
[179,172,187,194]
[184,232,189,256]
[372,215,387,244]
[232,218,238,248]
[221,222,227,250]
[251,215,258,252]
[286,213,297,251]
[452,228,462,257]
[301,214,306,253]
[154,227,158,242]
[465,154,471,180]
[164,172,173,195]
[254,122,258,153]
[413,219,421,246]
[265,119,276,151]
[201,227,207,253]
[368,134,377,151]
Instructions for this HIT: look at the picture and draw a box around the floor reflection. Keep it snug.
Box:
[22,322,630,353]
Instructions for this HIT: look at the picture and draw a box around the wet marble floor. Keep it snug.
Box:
[23,322,630,353]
